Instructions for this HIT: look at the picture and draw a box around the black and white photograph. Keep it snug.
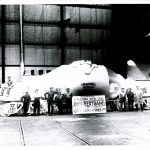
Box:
[0,2,150,148]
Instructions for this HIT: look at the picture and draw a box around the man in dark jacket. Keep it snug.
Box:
[21,91,31,116]
[44,87,55,115]
[126,88,135,111]
[33,89,41,115]
[55,90,63,114]
[119,88,127,111]
[64,88,73,113]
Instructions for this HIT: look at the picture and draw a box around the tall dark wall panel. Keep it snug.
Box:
[0,6,1,19]
[81,29,111,47]
[5,45,20,65]
[64,47,104,64]
[64,47,80,64]
[24,45,61,65]
[23,5,60,22]
[0,46,1,65]
[81,48,93,61]
[65,6,112,26]
[80,8,92,24]
[5,5,20,21]
[80,29,92,45]
[6,23,20,43]
[24,45,44,65]
[64,5,112,65]
[80,8,112,25]
[96,9,112,26]
[102,29,111,49]
[65,28,79,45]
[91,29,99,45]
[92,49,98,64]
[23,25,60,44]
[97,49,104,64]
[44,46,61,65]
[65,28,111,47]
[65,7,80,24]
[0,24,1,43]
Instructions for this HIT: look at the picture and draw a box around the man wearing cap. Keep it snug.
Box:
[64,88,73,113]
[44,87,55,115]
[33,89,41,115]
[126,88,135,111]
[21,91,31,116]
[119,88,127,111]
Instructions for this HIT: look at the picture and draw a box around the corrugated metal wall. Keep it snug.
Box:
[0,4,112,83]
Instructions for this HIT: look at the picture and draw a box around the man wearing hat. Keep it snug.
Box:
[21,91,31,116]
[44,87,55,115]
[64,88,73,113]
[33,89,41,115]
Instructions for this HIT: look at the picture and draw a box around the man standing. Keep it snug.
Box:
[55,89,63,114]
[33,89,41,115]
[21,91,31,116]
[64,88,73,113]
[119,88,126,111]
[134,86,143,111]
[126,88,135,111]
[44,87,55,115]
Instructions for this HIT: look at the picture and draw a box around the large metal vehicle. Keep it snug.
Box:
[39,60,125,99]
[21,60,125,98]
[0,60,126,116]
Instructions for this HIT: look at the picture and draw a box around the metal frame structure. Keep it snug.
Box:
[1,5,5,83]
[0,4,112,82]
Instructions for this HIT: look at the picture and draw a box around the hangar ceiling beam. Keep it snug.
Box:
[57,4,112,9]
[10,21,110,30]
[18,43,103,48]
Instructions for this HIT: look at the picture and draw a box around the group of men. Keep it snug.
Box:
[119,86,144,111]
[20,87,73,116]
[2,76,146,115]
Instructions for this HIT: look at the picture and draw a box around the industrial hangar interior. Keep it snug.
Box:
[1,4,150,83]
[1,4,150,146]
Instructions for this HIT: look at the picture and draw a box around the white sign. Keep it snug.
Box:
[142,96,150,109]
[72,95,106,114]
[0,100,49,116]
[2,102,23,116]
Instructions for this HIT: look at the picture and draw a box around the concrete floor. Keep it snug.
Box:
[0,111,150,146]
